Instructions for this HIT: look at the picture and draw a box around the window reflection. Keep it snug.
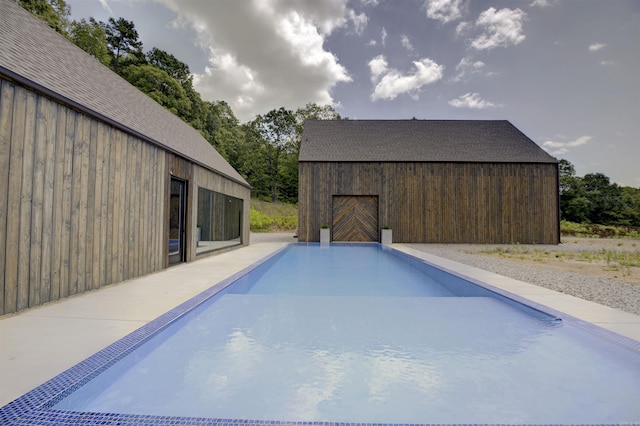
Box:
[197,188,243,254]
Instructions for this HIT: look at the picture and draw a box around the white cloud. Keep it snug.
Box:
[367,27,386,47]
[600,60,616,66]
[530,0,552,7]
[368,55,388,83]
[455,21,470,37]
[369,56,444,101]
[98,0,114,14]
[381,27,388,46]
[152,0,352,122]
[424,0,468,24]
[349,9,368,35]
[449,92,499,109]
[401,34,414,51]
[471,7,527,50]
[542,135,591,155]
[588,42,606,52]
[451,56,486,82]
[360,0,380,6]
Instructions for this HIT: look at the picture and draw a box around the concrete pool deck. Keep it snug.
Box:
[1,235,639,407]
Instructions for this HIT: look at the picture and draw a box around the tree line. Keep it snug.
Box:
[17,0,340,203]
[18,1,640,226]
[560,160,640,227]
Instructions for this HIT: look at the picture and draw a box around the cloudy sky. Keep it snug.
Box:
[66,0,639,187]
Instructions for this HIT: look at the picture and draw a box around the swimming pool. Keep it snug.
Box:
[2,243,640,425]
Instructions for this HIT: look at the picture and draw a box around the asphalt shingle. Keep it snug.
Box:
[300,119,558,163]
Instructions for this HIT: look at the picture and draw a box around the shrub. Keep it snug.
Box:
[250,207,298,232]
[561,220,640,239]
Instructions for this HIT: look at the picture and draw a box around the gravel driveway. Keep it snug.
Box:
[402,240,640,316]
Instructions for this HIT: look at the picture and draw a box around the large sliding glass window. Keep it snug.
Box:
[197,187,243,254]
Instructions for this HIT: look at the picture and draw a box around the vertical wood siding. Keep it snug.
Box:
[0,79,173,315]
[0,77,249,316]
[299,161,559,244]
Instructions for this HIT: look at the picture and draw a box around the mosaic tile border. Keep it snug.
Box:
[1,242,639,426]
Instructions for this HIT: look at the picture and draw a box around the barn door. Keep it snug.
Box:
[332,196,379,242]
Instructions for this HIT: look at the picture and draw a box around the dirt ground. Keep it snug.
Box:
[465,237,640,285]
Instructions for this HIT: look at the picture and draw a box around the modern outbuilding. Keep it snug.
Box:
[0,0,251,315]
[298,119,559,244]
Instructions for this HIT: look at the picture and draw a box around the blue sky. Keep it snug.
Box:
[67,0,640,187]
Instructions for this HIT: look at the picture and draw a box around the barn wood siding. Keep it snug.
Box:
[0,79,170,315]
[298,161,559,244]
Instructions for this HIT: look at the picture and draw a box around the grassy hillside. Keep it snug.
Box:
[250,199,298,232]
[561,221,640,239]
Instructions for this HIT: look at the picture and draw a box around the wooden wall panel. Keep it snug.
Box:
[0,80,14,315]
[4,83,26,314]
[96,123,110,288]
[0,78,182,315]
[299,161,559,244]
[28,96,48,307]
[58,108,75,299]
[17,91,37,311]
[39,97,57,304]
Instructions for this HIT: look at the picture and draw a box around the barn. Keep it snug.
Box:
[298,119,559,244]
[0,0,251,315]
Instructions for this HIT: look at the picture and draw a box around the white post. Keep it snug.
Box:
[381,228,392,244]
[320,227,330,244]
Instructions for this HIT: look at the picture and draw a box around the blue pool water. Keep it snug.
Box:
[33,245,640,423]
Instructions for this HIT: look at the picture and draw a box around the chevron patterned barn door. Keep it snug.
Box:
[332,196,379,242]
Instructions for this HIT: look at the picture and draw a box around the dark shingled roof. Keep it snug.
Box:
[300,119,558,163]
[0,0,249,187]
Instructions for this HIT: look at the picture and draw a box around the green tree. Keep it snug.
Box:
[18,0,70,35]
[295,102,341,122]
[619,186,640,226]
[249,107,297,202]
[101,17,144,73]
[239,103,341,202]
[293,103,341,147]
[238,123,272,200]
[146,47,191,85]
[144,48,206,130]
[182,85,206,131]
[280,103,342,201]
[582,172,623,225]
[202,101,244,164]
[121,64,191,117]
[558,159,640,226]
[558,159,575,193]
[69,18,110,66]
[559,159,589,223]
